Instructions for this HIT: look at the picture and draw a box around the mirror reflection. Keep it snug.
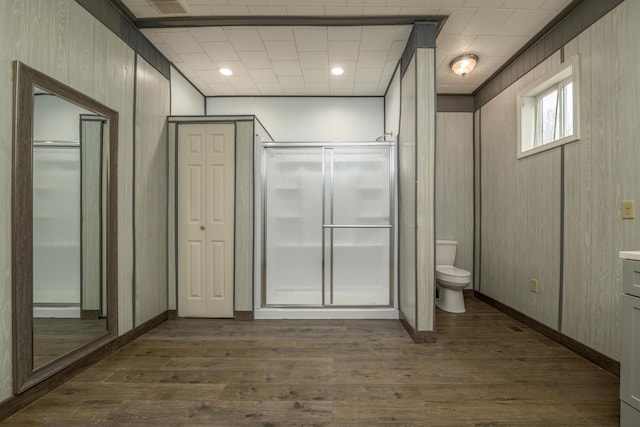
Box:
[32,88,107,369]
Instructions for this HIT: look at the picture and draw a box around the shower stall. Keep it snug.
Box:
[258,142,396,317]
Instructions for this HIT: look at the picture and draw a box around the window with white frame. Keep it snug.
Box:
[518,55,579,158]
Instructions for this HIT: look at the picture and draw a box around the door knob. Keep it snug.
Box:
[200,225,205,230]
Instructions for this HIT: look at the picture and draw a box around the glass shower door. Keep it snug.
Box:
[324,147,392,306]
[264,148,323,305]
[263,143,393,307]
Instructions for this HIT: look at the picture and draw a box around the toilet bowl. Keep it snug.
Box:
[435,240,471,313]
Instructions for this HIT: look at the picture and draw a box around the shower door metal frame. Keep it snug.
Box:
[261,141,396,308]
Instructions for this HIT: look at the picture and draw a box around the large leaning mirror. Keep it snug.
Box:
[13,61,118,393]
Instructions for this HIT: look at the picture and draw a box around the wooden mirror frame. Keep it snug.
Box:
[12,61,118,394]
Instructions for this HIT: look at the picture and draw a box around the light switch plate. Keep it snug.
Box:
[622,200,635,219]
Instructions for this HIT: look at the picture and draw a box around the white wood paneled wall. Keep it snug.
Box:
[416,48,436,332]
[479,53,562,330]
[134,56,170,326]
[398,56,417,329]
[234,121,254,313]
[436,112,474,280]
[477,0,640,360]
[0,0,168,401]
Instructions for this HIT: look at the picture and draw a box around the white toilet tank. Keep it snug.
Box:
[436,240,457,266]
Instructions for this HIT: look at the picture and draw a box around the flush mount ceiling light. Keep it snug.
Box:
[450,54,478,77]
[331,67,344,76]
[219,68,233,76]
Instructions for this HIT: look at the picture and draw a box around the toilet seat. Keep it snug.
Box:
[436,265,471,284]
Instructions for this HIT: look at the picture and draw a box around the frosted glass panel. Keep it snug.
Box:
[329,228,390,305]
[265,148,323,305]
[332,148,391,226]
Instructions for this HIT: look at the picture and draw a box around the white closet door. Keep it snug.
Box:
[178,123,235,318]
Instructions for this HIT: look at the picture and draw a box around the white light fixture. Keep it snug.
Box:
[219,68,233,76]
[450,54,478,77]
[331,67,344,76]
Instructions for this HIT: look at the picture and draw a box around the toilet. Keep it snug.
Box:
[435,240,471,313]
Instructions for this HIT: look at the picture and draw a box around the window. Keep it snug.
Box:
[518,56,579,158]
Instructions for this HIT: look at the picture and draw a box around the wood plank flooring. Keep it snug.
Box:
[2,297,620,426]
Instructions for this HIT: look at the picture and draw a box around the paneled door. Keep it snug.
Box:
[178,123,235,317]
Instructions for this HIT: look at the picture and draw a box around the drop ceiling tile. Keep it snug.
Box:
[229,76,259,89]
[153,44,184,63]
[264,40,299,60]
[463,0,504,7]
[330,87,354,96]
[362,7,402,15]
[313,0,349,6]
[259,83,284,95]
[385,0,425,6]
[438,8,477,35]
[355,67,383,82]
[189,27,228,42]
[353,82,379,94]
[328,27,362,41]
[360,26,396,51]
[302,68,330,83]
[140,30,164,44]
[268,0,306,5]
[347,0,385,6]
[388,40,406,59]
[285,6,325,15]
[294,28,328,51]
[466,34,511,56]
[357,51,390,68]
[230,0,268,5]
[501,0,546,8]
[159,31,203,54]
[426,0,465,7]
[128,6,159,17]
[394,26,413,41]
[462,9,514,35]
[436,34,478,57]
[400,7,440,15]
[496,9,554,36]
[238,51,272,68]
[330,61,358,75]
[248,68,279,83]
[278,76,306,90]
[328,40,360,60]
[325,7,363,15]
[201,42,240,61]
[195,69,228,84]
[299,51,329,68]
[305,82,330,95]
[330,75,355,88]
[258,27,294,41]
[225,28,265,51]
[180,53,217,70]
[249,6,287,14]
[210,6,250,15]
[539,0,573,10]
[189,6,212,14]
[272,60,303,76]
[207,83,237,96]
[212,61,249,76]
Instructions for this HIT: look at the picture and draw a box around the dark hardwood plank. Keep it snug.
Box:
[2,297,620,426]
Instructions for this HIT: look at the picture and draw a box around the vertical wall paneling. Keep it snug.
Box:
[415,48,436,332]
[477,0,640,360]
[435,112,474,280]
[473,109,481,291]
[134,56,170,326]
[234,121,254,313]
[479,53,562,330]
[398,56,417,329]
[0,0,155,402]
[168,122,178,312]
[0,0,30,404]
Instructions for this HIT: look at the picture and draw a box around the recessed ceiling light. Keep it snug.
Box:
[219,68,233,76]
[331,67,344,76]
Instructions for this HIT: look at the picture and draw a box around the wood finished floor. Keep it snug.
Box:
[3,297,619,426]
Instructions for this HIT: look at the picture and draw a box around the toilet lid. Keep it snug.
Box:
[436,265,471,284]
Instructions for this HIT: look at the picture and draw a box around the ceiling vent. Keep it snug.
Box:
[148,0,189,14]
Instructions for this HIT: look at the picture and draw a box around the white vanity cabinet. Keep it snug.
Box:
[620,254,640,427]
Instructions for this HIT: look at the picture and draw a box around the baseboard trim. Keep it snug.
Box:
[0,310,168,422]
[234,311,253,321]
[399,313,437,343]
[167,310,177,320]
[80,310,100,320]
[474,291,620,377]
